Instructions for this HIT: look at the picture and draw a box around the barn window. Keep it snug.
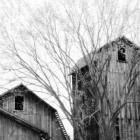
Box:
[78,81,82,90]
[118,46,126,62]
[77,66,89,91]
[94,60,98,67]
[15,96,24,110]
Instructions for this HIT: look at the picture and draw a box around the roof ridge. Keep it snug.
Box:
[0,84,57,112]
[70,36,140,73]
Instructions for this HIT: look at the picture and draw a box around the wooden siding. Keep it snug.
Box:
[0,85,68,140]
[0,110,41,140]
[72,37,140,140]
[106,38,140,140]
[0,90,52,131]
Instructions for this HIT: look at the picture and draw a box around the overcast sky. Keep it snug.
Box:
[0,0,140,139]
[0,0,75,138]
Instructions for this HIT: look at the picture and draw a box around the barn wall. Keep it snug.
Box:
[106,42,140,140]
[0,112,40,140]
[100,43,140,140]
[73,38,140,140]
[0,91,54,136]
[107,41,140,140]
[0,88,67,140]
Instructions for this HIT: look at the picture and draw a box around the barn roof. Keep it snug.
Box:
[0,107,49,139]
[70,36,140,74]
[0,84,57,112]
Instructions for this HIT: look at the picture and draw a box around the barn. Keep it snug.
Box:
[0,84,69,140]
[71,36,140,140]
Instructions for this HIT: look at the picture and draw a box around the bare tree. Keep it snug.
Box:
[1,0,140,140]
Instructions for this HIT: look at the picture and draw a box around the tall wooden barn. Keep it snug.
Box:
[0,84,69,140]
[71,36,140,140]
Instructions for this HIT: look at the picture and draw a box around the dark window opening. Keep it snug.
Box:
[0,99,3,107]
[15,96,24,110]
[78,81,82,90]
[94,60,98,67]
[115,118,120,140]
[78,66,90,90]
[81,65,89,75]
[118,47,126,62]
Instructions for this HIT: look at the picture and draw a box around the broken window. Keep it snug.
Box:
[78,65,90,90]
[15,96,24,110]
[118,46,126,62]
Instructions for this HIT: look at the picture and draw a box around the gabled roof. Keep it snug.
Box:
[115,36,139,48]
[0,107,49,139]
[70,36,140,73]
[0,84,56,112]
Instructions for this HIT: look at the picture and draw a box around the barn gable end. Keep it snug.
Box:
[0,84,69,140]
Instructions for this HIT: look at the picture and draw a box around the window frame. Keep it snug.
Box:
[117,45,127,63]
[14,95,24,111]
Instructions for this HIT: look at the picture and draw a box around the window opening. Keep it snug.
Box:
[118,46,126,62]
[77,66,89,90]
[94,60,98,67]
[15,96,24,110]
[78,80,82,90]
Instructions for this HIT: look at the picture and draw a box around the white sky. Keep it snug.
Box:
[0,0,140,139]
[0,0,74,139]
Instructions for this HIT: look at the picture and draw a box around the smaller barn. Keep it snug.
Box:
[0,84,69,140]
